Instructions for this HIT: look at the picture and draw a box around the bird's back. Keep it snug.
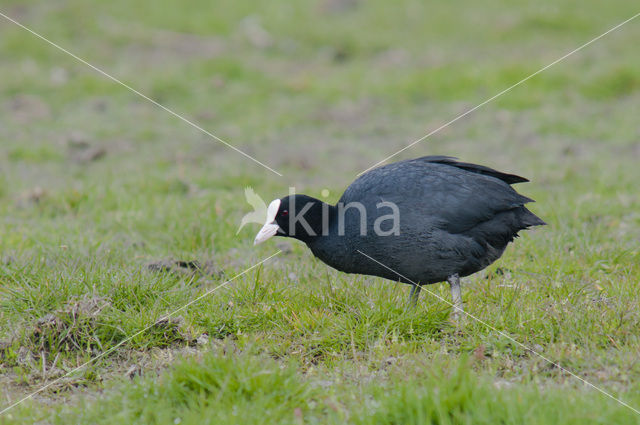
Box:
[320,156,544,284]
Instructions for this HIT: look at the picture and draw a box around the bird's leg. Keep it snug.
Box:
[447,274,463,322]
[408,284,422,308]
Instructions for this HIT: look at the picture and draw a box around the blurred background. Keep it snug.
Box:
[1,1,638,247]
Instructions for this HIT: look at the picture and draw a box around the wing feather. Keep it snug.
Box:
[340,158,533,234]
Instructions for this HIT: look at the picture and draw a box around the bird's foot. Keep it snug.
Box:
[449,305,465,326]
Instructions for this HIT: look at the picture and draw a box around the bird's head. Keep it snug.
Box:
[254,195,327,245]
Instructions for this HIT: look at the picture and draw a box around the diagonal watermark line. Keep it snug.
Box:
[357,12,640,176]
[0,11,283,177]
[0,251,281,416]
[356,249,640,416]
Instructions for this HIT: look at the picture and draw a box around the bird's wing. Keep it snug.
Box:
[340,158,532,234]
[416,156,529,184]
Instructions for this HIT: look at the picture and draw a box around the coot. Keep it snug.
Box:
[254,156,544,317]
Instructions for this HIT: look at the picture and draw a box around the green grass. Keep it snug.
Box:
[1,0,639,423]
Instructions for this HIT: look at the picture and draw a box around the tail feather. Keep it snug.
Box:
[518,207,546,228]
[465,206,545,251]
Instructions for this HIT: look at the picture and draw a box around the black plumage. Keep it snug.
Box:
[254,156,545,314]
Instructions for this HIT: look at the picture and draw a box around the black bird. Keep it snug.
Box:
[254,156,545,317]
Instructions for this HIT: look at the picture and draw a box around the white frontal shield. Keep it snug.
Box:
[254,199,281,245]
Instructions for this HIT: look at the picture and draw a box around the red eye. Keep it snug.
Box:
[281,210,288,216]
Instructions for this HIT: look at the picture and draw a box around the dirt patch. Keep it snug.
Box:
[99,19,226,66]
[0,296,208,405]
[147,259,222,278]
[146,316,199,348]
[0,296,120,372]
[0,296,198,371]
[5,94,51,123]
[15,186,47,207]
[0,342,209,409]
[65,132,107,163]
[71,146,106,163]
[29,296,112,354]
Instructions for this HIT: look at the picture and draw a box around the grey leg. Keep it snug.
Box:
[408,284,422,307]
[447,274,463,321]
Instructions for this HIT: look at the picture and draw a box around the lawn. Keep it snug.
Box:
[0,0,639,423]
